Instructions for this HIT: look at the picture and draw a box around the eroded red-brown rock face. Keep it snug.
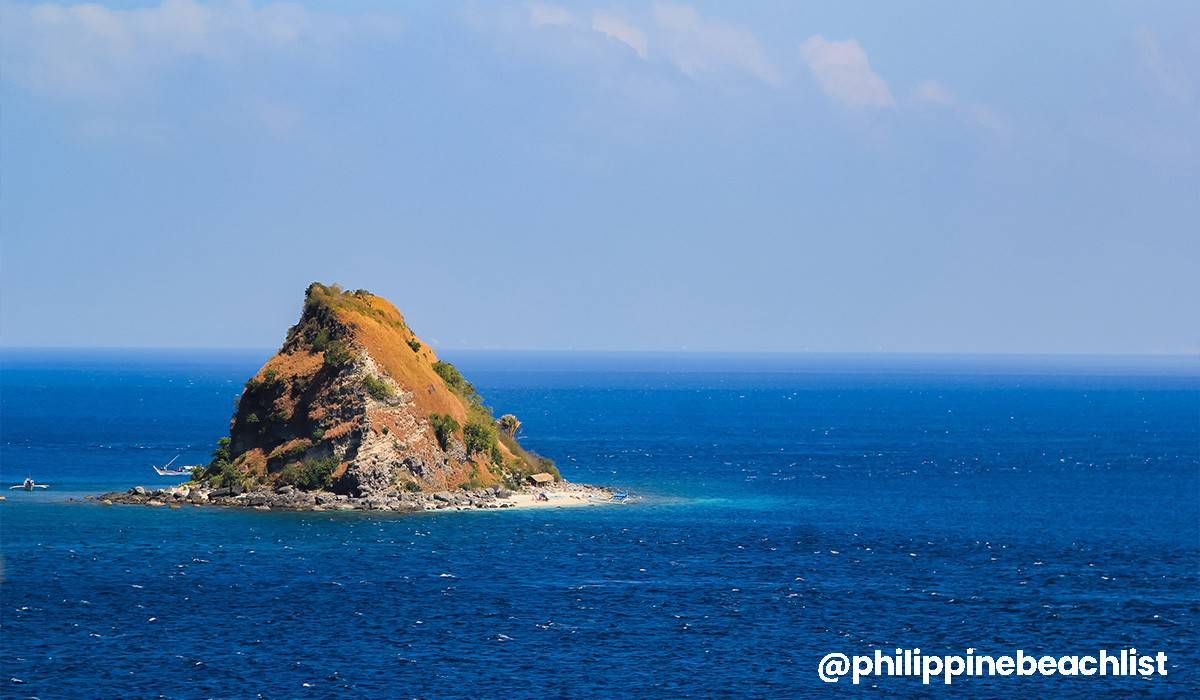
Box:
[204,283,557,496]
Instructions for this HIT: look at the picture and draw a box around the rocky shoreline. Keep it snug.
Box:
[88,480,615,513]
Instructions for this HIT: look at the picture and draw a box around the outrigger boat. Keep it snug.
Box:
[591,490,631,504]
[10,477,49,491]
[152,455,200,477]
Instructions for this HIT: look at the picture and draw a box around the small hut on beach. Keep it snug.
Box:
[526,472,555,487]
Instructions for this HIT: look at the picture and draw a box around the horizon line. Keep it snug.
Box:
[0,345,1197,360]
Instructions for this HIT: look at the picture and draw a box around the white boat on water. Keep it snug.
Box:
[10,477,49,491]
[152,455,201,477]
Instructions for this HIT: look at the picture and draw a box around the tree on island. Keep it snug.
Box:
[498,414,521,437]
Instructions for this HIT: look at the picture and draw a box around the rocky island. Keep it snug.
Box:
[94,283,613,512]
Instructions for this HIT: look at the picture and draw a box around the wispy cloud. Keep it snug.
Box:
[799,36,892,109]
[496,4,1004,136]
[912,79,955,108]
[1135,27,1194,105]
[652,3,780,86]
[911,79,1009,136]
[6,1,1009,145]
[592,11,647,59]
[527,2,574,28]
[508,2,779,86]
[0,0,400,99]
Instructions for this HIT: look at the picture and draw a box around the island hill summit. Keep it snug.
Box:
[194,283,560,496]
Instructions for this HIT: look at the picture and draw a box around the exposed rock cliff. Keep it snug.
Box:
[194,283,558,496]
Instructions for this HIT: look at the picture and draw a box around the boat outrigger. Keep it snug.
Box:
[152,455,201,477]
[10,477,49,491]
[590,490,632,504]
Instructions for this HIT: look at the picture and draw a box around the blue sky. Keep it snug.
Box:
[1,1,1197,353]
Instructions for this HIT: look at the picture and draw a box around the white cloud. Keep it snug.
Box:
[527,3,574,28]
[652,3,780,86]
[511,3,777,86]
[1135,27,1194,105]
[592,11,648,59]
[912,79,955,108]
[911,79,1009,135]
[964,103,1008,135]
[799,35,892,109]
[0,0,399,99]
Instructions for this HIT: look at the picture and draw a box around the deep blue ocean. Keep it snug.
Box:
[1,350,1197,698]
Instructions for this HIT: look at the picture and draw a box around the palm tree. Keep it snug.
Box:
[497,414,521,437]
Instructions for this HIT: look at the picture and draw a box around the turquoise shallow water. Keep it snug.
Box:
[1,350,1198,697]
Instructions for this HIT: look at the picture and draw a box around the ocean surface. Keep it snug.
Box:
[1,349,1197,697]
